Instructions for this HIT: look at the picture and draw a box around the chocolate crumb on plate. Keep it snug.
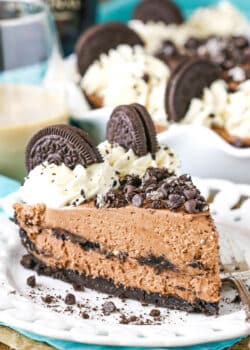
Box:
[82,312,90,319]
[65,293,76,305]
[42,295,54,304]
[26,275,36,288]
[102,301,117,315]
[150,309,161,317]
[21,254,36,269]
[73,283,85,292]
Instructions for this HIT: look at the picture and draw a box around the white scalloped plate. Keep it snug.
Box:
[0,178,250,347]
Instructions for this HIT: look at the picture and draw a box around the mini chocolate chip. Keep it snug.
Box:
[65,293,76,305]
[183,189,198,200]
[184,199,198,213]
[102,301,117,315]
[42,295,54,304]
[168,194,184,209]
[26,275,36,288]
[160,183,169,198]
[150,309,161,317]
[73,283,85,292]
[125,184,137,194]
[132,194,144,207]
[82,312,90,319]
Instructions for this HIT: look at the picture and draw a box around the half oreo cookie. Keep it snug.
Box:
[26,125,103,172]
[107,104,158,156]
[133,0,184,25]
[76,22,144,76]
[165,58,220,122]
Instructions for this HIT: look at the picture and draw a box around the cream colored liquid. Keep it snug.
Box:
[0,84,69,180]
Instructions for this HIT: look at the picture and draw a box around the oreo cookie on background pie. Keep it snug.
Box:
[106,103,158,156]
[165,58,220,122]
[133,0,184,25]
[76,22,144,76]
[25,124,103,172]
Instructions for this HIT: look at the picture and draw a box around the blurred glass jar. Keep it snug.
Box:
[0,0,69,181]
[46,0,98,56]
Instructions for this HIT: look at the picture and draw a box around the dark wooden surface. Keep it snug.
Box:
[0,327,248,350]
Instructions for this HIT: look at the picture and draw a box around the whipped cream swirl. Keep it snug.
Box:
[81,44,170,127]
[98,141,179,177]
[129,3,248,54]
[183,79,250,139]
[19,161,119,208]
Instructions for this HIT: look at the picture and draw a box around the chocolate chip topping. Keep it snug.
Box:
[97,168,208,213]
[76,22,144,76]
[165,58,220,122]
[107,104,158,157]
[26,125,103,172]
[133,0,184,25]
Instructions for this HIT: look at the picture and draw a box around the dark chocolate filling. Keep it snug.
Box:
[21,253,218,315]
[137,254,177,274]
[20,226,210,274]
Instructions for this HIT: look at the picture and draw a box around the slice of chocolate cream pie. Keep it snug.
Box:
[14,104,221,315]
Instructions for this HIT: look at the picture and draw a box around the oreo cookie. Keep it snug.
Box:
[133,0,183,25]
[26,125,103,172]
[107,104,158,156]
[76,22,144,76]
[165,58,220,122]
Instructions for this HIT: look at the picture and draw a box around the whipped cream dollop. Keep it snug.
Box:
[129,3,248,54]
[81,44,170,127]
[19,161,119,208]
[98,141,179,177]
[183,79,250,139]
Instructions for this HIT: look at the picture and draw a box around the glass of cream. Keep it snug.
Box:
[0,0,69,180]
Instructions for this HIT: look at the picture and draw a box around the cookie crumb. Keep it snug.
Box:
[27,275,36,288]
[149,309,161,317]
[102,301,117,315]
[65,293,76,305]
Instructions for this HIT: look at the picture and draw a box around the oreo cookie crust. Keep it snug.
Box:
[165,59,220,122]
[76,22,144,76]
[133,0,184,25]
[107,104,158,156]
[26,125,103,172]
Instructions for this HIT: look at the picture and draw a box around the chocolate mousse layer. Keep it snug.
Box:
[14,202,221,314]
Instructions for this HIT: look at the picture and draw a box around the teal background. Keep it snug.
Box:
[97,0,250,23]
